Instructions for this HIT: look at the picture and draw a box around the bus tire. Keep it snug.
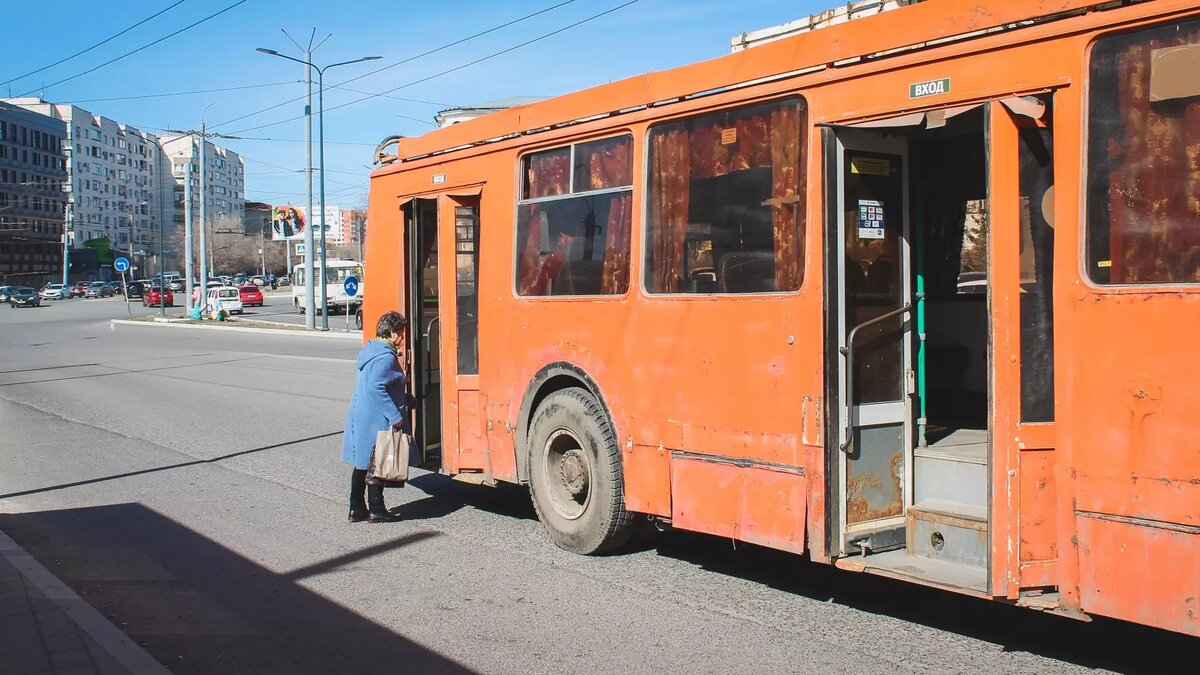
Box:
[527,388,634,555]
[295,299,304,314]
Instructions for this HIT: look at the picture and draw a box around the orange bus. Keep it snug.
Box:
[364,0,1200,638]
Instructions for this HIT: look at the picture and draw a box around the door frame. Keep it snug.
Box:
[405,196,443,469]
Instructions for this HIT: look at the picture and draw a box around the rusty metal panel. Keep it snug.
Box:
[623,443,671,517]
[1018,449,1058,564]
[1076,512,1200,638]
[456,390,487,471]
[846,423,904,525]
[670,455,807,554]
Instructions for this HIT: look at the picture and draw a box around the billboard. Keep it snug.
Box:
[271,205,307,241]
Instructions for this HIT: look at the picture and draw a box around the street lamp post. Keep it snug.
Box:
[257,47,380,330]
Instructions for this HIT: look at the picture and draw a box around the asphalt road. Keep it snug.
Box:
[0,298,1193,674]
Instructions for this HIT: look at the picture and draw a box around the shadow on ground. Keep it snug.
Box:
[405,472,1196,673]
[0,504,474,674]
[652,530,1197,674]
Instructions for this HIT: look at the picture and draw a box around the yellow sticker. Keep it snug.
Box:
[851,157,891,176]
[721,128,737,145]
[1097,260,1113,268]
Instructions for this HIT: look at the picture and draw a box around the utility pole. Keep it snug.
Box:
[183,144,194,313]
[61,201,71,285]
[199,114,209,307]
[303,40,317,327]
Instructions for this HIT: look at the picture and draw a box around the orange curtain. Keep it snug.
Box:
[650,128,691,292]
[526,150,570,199]
[516,204,542,295]
[1107,28,1200,283]
[769,104,804,290]
[600,194,632,294]
[585,137,633,190]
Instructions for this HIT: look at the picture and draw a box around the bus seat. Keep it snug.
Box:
[719,251,776,293]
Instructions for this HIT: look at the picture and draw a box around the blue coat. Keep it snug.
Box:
[341,339,409,470]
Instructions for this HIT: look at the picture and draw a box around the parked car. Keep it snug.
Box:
[69,281,89,297]
[238,285,263,307]
[85,281,114,298]
[191,280,224,304]
[143,286,174,307]
[206,286,243,314]
[123,280,146,299]
[9,287,41,307]
[167,278,186,292]
[39,283,71,300]
[0,286,14,303]
[276,275,290,287]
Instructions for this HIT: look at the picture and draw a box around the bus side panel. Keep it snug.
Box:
[364,174,405,341]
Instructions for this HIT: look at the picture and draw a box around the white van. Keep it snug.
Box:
[206,286,243,314]
[292,259,363,314]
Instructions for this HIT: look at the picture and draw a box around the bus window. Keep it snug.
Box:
[516,135,633,296]
[645,97,806,294]
[1086,19,1200,284]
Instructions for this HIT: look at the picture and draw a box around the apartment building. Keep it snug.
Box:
[3,97,171,277]
[158,133,245,244]
[0,101,67,283]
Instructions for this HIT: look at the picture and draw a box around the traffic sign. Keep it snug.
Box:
[343,275,359,297]
[114,257,130,273]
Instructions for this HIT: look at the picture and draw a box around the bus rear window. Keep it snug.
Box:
[1086,19,1200,285]
[644,97,806,294]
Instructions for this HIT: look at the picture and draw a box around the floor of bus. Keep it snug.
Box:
[839,548,988,594]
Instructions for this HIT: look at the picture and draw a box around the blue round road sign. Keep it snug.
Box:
[114,257,131,273]
[343,275,359,297]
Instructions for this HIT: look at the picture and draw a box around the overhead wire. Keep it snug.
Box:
[19,0,250,97]
[61,81,299,104]
[0,1,188,88]
[229,0,641,136]
[209,0,577,130]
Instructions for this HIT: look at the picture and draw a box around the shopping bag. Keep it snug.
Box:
[368,429,412,484]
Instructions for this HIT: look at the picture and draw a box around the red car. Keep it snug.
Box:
[69,281,89,297]
[238,285,263,307]
[143,287,174,307]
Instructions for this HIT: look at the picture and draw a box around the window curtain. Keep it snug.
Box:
[601,193,632,294]
[526,150,570,199]
[650,128,691,292]
[585,137,633,191]
[516,204,543,294]
[769,104,803,290]
[1108,28,1200,283]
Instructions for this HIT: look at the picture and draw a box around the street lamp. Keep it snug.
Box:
[257,47,380,330]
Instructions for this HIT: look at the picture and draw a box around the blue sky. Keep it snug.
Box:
[5,0,828,207]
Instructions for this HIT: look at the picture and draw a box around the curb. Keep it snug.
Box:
[110,319,361,340]
[0,529,172,675]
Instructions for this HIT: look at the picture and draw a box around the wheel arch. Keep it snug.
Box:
[516,361,615,484]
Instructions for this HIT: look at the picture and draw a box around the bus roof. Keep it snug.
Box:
[377,0,1119,168]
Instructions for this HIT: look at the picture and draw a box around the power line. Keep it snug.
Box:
[210,0,577,130]
[230,0,640,136]
[20,0,249,97]
[1,1,188,88]
[323,84,453,107]
[62,81,298,104]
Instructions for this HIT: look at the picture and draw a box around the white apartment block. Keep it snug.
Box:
[3,98,170,270]
[157,134,245,237]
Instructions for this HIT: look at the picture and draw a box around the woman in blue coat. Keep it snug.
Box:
[342,310,411,523]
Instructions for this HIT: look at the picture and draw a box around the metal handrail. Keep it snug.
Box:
[839,302,913,454]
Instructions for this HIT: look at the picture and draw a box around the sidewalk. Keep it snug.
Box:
[0,530,169,675]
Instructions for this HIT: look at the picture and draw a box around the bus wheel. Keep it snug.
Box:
[527,388,634,555]
[295,299,304,314]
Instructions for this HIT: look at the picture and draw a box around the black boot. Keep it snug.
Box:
[367,484,401,523]
[349,468,368,523]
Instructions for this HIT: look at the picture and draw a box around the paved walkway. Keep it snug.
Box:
[0,530,169,675]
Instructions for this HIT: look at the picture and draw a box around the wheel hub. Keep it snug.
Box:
[559,448,590,497]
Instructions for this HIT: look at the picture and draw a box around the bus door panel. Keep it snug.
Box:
[443,195,487,475]
[407,197,443,470]
[831,130,913,555]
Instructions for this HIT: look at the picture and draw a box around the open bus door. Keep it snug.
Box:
[406,197,442,469]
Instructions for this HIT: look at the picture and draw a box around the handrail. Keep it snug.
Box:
[839,302,912,454]
[422,315,440,397]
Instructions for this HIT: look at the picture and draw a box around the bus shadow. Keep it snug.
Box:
[405,472,537,522]
[651,530,1196,674]
[0,503,475,674]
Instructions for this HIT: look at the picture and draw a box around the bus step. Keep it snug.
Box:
[451,472,488,485]
[907,500,987,569]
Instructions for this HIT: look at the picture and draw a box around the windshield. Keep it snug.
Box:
[218,289,238,298]
[89,282,104,287]
[324,265,363,284]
